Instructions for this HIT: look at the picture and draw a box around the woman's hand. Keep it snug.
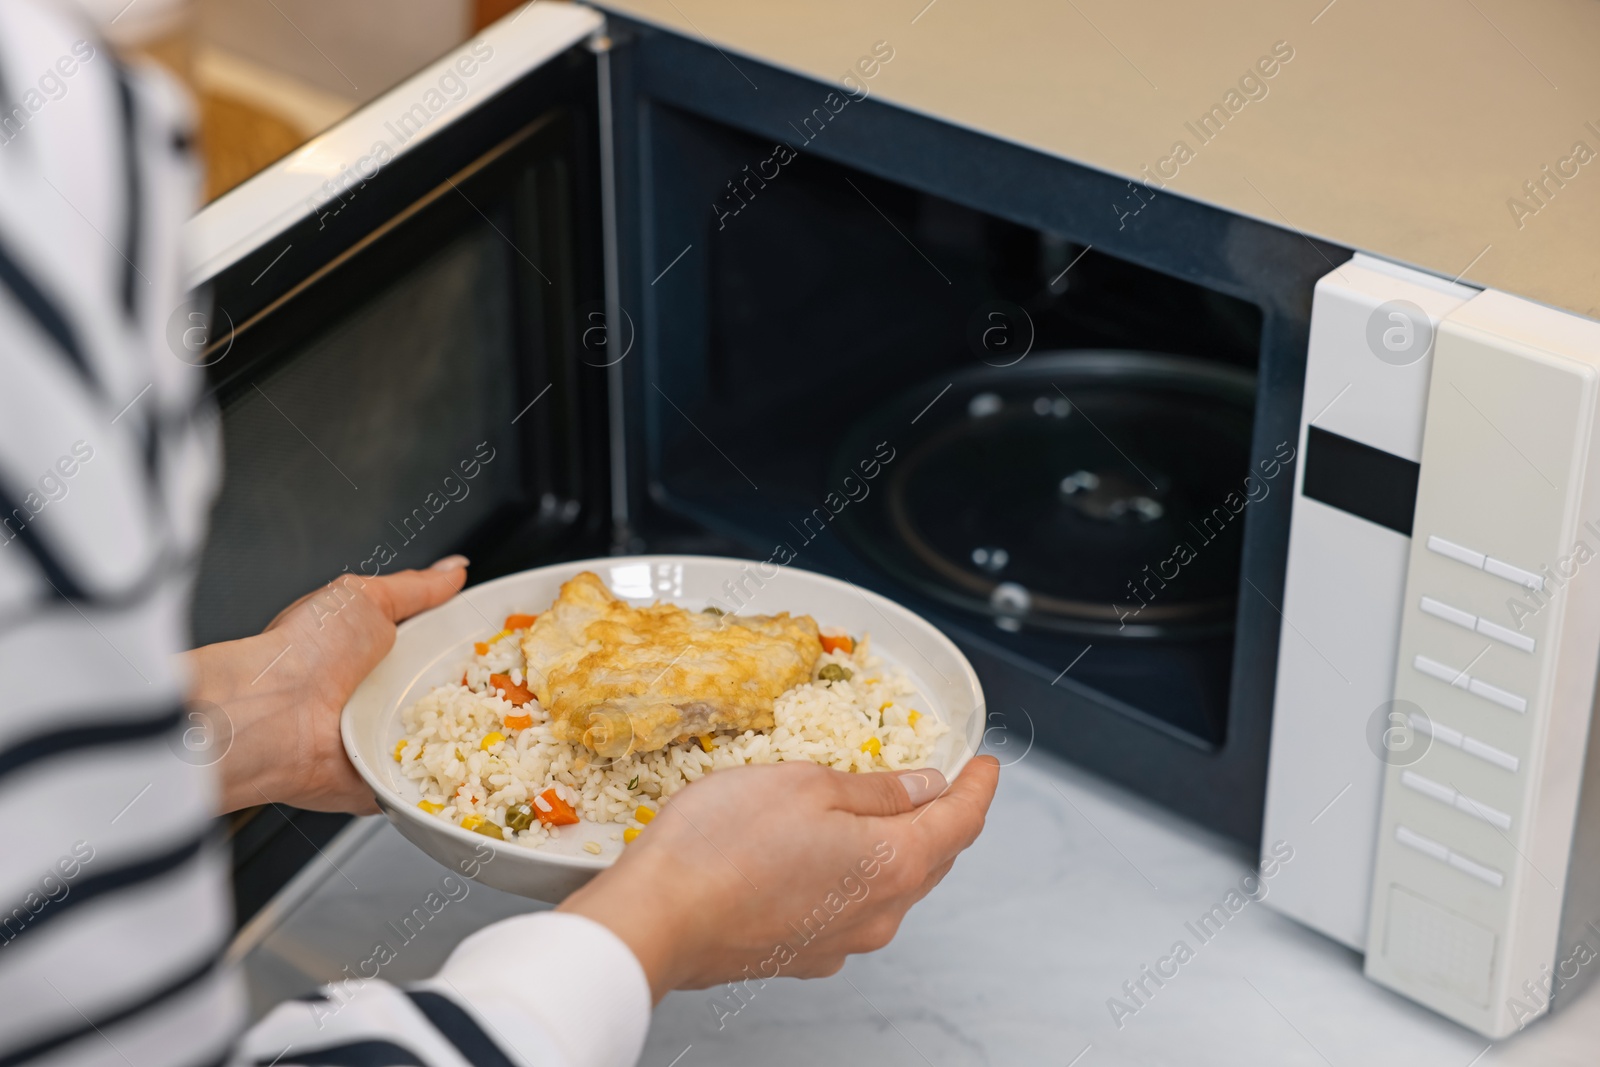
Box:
[184,556,469,814]
[558,755,1000,1001]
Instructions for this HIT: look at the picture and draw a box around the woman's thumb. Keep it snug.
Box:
[826,766,948,817]
[367,556,469,622]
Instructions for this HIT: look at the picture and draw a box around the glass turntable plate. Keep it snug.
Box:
[835,351,1256,639]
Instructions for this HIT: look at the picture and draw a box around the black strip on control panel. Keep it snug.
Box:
[1301,426,1420,536]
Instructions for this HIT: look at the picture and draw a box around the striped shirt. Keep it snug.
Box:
[0,4,648,1065]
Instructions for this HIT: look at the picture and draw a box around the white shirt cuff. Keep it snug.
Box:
[431,910,651,1067]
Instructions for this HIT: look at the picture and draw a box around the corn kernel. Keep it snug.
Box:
[418,800,443,814]
[634,806,656,824]
[861,737,882,756]
[623,827,642,844]
[461,814,484,831]
[490,629,513,644]
[480,732,506,751]
[907,711,922,727]
[878,702,892,713]
[394,740,407,762]
[697,734,714,752]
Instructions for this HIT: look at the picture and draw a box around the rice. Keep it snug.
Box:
[396,625,947,851]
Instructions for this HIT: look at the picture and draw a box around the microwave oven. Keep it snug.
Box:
[182,3,1600,1039]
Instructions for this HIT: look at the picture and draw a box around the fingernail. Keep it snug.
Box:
[896,768,947,807]
[430,554,469,571]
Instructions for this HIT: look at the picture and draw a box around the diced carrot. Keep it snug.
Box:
[474,642,489,656]
[534,788,579,827]
[505,613,539,630]
[820,633,855,655]
[504,712,533,731]
[489,673,534,706]
[460,672,469,687]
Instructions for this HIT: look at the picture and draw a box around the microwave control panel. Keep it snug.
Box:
[1365,289,1600,1037]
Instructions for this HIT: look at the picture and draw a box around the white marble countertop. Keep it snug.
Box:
[234,746,1600,1065]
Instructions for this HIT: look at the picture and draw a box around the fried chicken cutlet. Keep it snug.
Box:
[521,571,823,757]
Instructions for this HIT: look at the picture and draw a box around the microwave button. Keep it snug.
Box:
[1474,617,1535,653]
[1395,825,1451,862]
[1453,793,1513,830]
[1395,827,1506,888]
[1427,535,1486,570]
[1413,654,1530,712]
[1462,736,1519,772]
[1422,536,1546,593]
[1466,677,1527,714]
[1446,851,1506,888]
[1413,654,1468,688]
[1399,772,1516,831]
[1419,596,1477,632]
[1482,557,1544,592]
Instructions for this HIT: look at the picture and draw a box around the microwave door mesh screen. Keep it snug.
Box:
[191,225,521,645]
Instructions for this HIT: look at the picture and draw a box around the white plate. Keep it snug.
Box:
[341,555,987,902]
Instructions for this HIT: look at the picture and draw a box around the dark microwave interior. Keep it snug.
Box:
[637,104,1264,750]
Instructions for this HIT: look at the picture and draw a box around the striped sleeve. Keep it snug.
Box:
[0,4,649,1066]
[235,913,651,1067]
[0,3,238,1067]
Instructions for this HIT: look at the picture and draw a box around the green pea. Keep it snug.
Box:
[818,663,853,683]
[505,803,535,833]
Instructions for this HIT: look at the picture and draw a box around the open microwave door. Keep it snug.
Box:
[181,4,614,920]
